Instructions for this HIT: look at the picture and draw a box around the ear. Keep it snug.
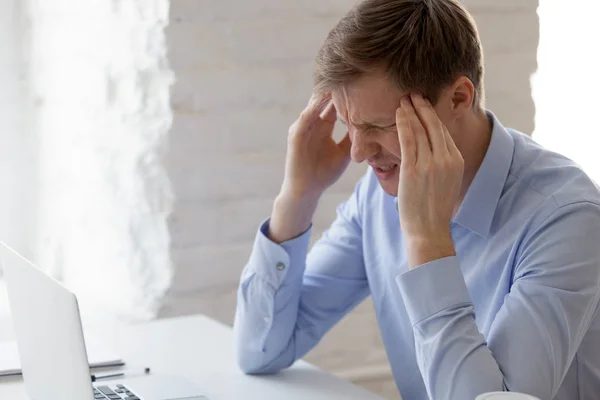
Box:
[448,76,475,118]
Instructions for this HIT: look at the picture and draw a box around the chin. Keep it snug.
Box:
[378,178,399,197]
[370,163,400,197]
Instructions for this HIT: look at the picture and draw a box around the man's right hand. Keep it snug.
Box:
[269,93,352,243]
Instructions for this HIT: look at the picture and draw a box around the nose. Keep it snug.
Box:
[349,129,379,163]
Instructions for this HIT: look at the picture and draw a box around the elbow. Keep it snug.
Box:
[232,293,295,375]
[235,344,263,375]
[234,329,291,375]
[237,359,268,376]
[235,346,281,375]
[234,327,280,375]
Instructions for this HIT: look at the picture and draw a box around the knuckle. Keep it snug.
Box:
[433,157,453,174]
[416,103,428,113]
[401,133,415,148]
[444,156,463,172]
[404,165,419,179]
[395,110,407,123]
[287,134,296,146]
[455,156,465,170]
[299,110,312,123]
[417,160,430,175]
[287,121,298,137]
[287,124,302,144]
[437,156,451,168]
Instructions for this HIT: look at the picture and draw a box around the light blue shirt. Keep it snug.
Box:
[233,112,600,400]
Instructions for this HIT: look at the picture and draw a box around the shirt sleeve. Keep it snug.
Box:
[234,180,370,374]
[396,201,600,400]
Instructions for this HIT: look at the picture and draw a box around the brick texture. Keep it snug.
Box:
[166,0,539,293]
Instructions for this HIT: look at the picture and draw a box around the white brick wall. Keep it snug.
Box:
[465,0,539,133]
[166,0,366,294]
[165,0,539,295]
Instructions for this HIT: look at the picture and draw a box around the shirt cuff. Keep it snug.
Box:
[396,256,472,326]
[246,218,312,288]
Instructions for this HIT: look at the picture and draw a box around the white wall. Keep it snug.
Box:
[165,0,369,295]
[532,0,600,175]
[23,0,174,320]
[164,0,539,297]
[0,0,35,263]
[463,0,539,134]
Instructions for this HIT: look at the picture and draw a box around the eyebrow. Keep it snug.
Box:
[338,117,395,129]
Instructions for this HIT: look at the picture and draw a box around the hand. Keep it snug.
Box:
[280,93,352,201]
[269,93,351,243]
[396,93,464,268]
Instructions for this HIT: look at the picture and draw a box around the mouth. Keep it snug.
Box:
[370,163,399,180]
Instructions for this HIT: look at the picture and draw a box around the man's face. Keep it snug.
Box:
[331,72,453,196]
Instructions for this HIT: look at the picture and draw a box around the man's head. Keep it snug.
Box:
[314,0,485,195]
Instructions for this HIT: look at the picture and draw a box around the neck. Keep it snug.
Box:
[453,108,493,212]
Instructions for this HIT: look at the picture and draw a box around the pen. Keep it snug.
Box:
[91,367,151,382]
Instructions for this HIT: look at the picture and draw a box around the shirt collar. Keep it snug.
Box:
[452,111,515,238]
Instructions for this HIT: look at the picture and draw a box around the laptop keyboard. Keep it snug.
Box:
[94,384,140,400]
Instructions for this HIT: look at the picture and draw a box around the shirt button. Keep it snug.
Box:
[263,316,271,323]
[276,262,285,271]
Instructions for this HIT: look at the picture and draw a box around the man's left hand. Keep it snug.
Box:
[396,93,464,269]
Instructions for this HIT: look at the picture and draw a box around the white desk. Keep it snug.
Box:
[0,314,384,400]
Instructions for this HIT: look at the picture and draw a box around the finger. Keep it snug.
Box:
[302,93,331,118]
[337,131,352,156]
[401,95,431,164]
[307,91,330,107]
[396,106,416,166]
[302,93,331,125]
[312,96,332,121]
[319,101,337,124]
[444,127,460,156]
[410,93,447,154]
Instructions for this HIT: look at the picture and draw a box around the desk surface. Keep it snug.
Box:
[0,314,384,400]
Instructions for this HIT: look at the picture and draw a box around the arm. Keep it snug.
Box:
[394,94,600,398]
[396,202,600,399]
[233,181,369,374]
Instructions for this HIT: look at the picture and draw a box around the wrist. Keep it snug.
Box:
[276,187,322,207]
[405,232,455,270]
[268,192,320,244]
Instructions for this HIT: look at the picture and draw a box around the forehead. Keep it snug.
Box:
[332,72,404,124]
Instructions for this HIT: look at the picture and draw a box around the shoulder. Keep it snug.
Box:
[506,128,600,235]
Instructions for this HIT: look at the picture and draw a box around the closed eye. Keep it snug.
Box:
[372,124,396,131]
[338,119,395,132]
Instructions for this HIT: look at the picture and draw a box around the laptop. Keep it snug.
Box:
[0,242,208,400]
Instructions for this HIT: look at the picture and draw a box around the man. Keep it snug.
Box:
[233,0,600,399]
